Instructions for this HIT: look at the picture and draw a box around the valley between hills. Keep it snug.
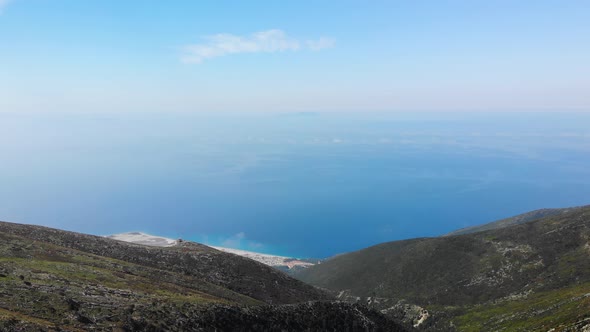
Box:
[1,205,590,331]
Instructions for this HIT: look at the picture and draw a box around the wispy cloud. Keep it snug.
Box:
[181,29,335,64]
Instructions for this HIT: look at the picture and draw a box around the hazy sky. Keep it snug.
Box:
[1,0,589,113]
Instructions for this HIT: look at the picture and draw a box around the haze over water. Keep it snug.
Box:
[1,111,589,258]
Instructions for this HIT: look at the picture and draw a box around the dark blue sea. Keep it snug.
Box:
[1,111,589,257]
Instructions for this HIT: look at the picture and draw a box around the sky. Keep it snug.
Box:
[1,0,589,113]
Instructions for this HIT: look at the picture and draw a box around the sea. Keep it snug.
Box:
[1,111,589,258]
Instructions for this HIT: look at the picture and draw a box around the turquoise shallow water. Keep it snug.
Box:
[1,111,589,257]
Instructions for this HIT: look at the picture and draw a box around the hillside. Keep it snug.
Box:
[0,222,325,305]
[297,205,590,331]
[0,221,406,331]
[445,205,587,236]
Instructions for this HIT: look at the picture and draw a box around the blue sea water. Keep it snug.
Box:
[1,111,590,258]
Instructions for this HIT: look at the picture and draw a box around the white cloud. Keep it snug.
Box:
[182,29,334,64]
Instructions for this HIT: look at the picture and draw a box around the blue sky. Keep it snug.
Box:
[1,0,589,113]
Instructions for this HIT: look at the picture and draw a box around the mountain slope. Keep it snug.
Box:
[0,227,257,331]
[0,221,326,305]
[0,221,407,331]
[444,205,587,236]
[297,205,590,331]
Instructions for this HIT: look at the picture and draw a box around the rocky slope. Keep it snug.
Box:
[0,221,326,305]
[444,205,587,236]
[0,221,406,331]
[297,205,590,331]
